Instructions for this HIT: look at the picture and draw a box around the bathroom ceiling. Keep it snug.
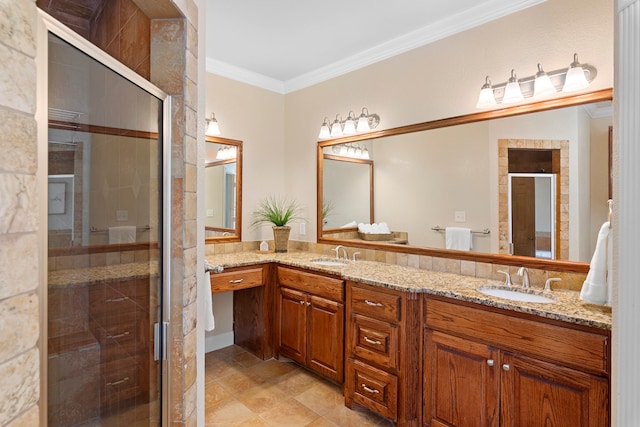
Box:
[205,0,545,93]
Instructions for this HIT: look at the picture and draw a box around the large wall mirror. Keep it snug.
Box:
[205,136,242,243]
[317,89,613,272]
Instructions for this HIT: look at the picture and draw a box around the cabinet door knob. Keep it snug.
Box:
[487,359,494,367]
[364,336,382,345]
[502,364,510,371]
[361,384,380,394]
[229,279,244,284]
[306,301,311,306]
[299,300,305,305]
[364,300,383,307]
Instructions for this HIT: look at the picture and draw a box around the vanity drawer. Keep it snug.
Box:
[425,297,609,375]
[210,267,263,293]
[350,313,399,370]
[346,358,398,421]
[277,266,344,301]
[350,285,401,323]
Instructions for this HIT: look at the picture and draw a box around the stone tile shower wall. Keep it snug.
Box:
[0,1,41,426]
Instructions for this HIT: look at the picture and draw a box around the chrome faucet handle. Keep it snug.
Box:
[544,278,561,291]
[517,267,530,288]
[497,270,512,286]
[352,252,361,262]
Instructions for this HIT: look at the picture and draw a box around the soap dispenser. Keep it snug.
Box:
[259,240,269,252]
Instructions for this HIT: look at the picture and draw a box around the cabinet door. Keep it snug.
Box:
[424,330,499,427]
[278,287,307,364]
[500,352,609,427]
[307,295,344,382]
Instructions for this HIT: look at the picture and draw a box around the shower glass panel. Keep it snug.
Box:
[47,33,164,426]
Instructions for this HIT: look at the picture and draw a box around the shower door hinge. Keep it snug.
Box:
[154,322,168,361]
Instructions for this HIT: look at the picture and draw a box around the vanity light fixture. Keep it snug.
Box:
[205,112,221,136]
[475,53,597,109]
[215,145,236,160]
[330,143,370,160]
[318,107,380,139]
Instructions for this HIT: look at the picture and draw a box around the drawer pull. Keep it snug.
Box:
[364,300,383,307]
[364,336,382,346]
[229,279,244,284]
[487,359,494,367]
[502,364,510,371]
[107,331,130,340]
[361,384,380,394]
[105,296,129,303]
[106,377,129,387]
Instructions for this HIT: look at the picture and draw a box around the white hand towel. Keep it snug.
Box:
[203,271,215,331]
[108,226,136,244]
[445,227,472,251]
[580,221,611,306]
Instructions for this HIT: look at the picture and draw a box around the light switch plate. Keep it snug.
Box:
[299,222,306,236]
[206,209,214,217]
[454,211,466,222]
[116,210,128,221]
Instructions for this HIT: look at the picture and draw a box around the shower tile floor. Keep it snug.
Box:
[205,345,393,427]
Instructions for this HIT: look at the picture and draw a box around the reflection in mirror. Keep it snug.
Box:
[205,136,242,242]
[322,153,373,229]
[318,89,612,268]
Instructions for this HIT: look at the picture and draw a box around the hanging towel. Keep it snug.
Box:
[445,227,472,251]
[580,221,611,306]
[108,226,136,244]
[203,271,215,331]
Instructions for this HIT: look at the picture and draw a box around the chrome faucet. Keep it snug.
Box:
[517,267,530,288]
[333,245,348,260]
[497,270,512,287]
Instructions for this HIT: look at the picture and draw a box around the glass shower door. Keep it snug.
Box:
[46,32,166,426]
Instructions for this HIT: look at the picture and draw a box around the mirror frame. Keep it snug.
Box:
[317,88,613,273]
[205,136,243,243]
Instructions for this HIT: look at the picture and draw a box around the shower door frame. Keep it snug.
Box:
[36,11,173,426]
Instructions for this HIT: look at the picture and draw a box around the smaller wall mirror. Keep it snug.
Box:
[205,136,242,242]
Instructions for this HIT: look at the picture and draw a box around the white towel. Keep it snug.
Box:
[203,271,215,331]
[108,226,136,244]
[580,222,611,306]
[445,227,472,251]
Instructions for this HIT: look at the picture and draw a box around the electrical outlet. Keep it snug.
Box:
[299,222,306,236]
[116,210,128,221]
[454,211,466,223]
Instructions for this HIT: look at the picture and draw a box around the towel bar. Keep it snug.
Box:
[431,225,490,235]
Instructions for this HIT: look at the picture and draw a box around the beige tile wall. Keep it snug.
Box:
[0,0,41,426]
[206,241,587,292]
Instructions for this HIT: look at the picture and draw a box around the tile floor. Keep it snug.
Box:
[205,345,394,427]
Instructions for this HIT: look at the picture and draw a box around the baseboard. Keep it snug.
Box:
[205,331,234,353]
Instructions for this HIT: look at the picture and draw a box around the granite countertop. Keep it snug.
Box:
[208,251,612,331]
[48,262,158,287]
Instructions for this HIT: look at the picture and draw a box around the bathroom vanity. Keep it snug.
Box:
[206,251,611,427]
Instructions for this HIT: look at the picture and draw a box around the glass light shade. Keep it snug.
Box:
[205,119,220,136]
[318,124,331,139]
[343,118,356,135]
[361,147,370,159]
[476,87,497,108]
[562,66,589,92]
[502,81,524,103]
[330,120,343,137]
[533,73,556,98]
[356,116,370,132]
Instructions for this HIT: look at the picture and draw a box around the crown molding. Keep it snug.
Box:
[206,0,546,94]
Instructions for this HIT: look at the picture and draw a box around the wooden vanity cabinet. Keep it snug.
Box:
[276,266,345,382]
[423,296,610,427]
[344,281,422,426]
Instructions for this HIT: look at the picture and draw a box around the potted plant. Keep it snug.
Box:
[252,195,304,253]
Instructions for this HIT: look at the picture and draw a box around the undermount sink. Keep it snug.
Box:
[310,258,349,267]
[477,286,556,303]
